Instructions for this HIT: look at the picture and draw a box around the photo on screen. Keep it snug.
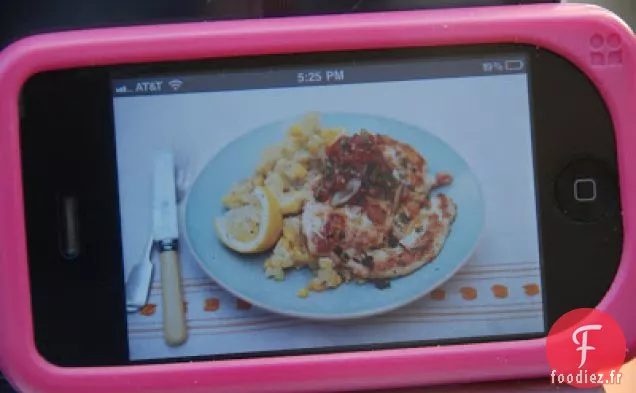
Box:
[111,53,544,361]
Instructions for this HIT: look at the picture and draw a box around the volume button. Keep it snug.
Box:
[59,195,80,259]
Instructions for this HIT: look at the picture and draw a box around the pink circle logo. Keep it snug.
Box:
[546,308,626,388]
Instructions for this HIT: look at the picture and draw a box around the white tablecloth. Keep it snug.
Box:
[127,240,543,360]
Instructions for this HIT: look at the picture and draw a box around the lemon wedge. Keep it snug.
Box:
[215,187,283,253]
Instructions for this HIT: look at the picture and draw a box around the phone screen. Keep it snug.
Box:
[110,51,543,361]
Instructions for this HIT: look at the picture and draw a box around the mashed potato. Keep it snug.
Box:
[221,113,346,295]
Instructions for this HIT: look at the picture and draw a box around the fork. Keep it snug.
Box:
[175,153,194,204]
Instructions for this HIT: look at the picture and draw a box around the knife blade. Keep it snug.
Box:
[153,150,188,347]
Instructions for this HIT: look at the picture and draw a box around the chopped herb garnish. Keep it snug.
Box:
[388,234,399,248]
[360,133,372,149]
[361,254,374,268]
[340,138,351,152]
[325,162,334,177]
[373,279,391,290]
[398,212,409,223]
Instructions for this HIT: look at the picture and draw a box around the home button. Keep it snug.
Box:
[573,178,597,202]
[555,158,618,222]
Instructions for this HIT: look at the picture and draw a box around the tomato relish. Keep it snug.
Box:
[315,130,398,204]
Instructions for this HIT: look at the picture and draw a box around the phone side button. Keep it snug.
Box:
[58,195,81,259]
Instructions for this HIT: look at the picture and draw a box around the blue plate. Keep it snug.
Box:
[184,113,484,320]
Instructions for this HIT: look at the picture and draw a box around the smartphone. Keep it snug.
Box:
[18,40,623,368]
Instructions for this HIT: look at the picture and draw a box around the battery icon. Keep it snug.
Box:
[505,60,525,71]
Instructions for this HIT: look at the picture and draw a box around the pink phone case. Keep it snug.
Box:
[1,3,635,393]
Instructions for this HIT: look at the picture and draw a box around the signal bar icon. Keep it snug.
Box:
[168,79,183,91]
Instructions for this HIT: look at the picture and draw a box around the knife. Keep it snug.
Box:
[153,150,188,347]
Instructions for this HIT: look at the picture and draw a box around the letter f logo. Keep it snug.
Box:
[572,324,602,368]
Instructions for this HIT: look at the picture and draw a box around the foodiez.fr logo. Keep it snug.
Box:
[546,308,626,388]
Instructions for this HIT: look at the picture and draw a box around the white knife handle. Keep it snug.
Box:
[160,248,188,346]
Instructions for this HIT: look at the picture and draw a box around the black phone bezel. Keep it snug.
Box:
[19,43,622,367]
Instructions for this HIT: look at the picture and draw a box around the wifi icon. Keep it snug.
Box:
[168,79,183,91]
